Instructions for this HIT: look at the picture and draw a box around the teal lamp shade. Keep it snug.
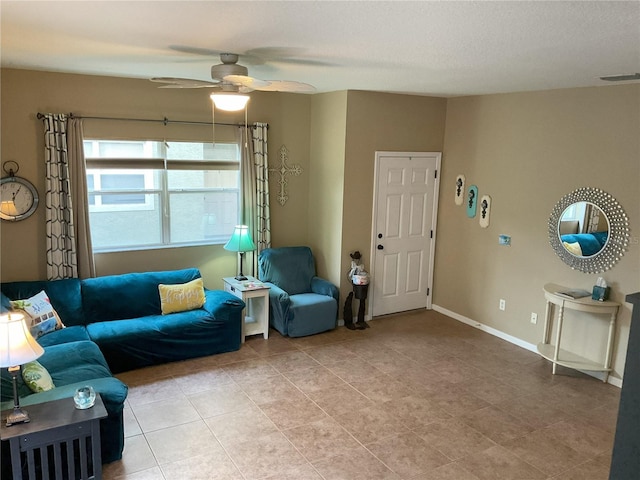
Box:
[224,225,256,253]
[224,225,256,280]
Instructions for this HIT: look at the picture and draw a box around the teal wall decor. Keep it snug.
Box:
[467,185,478,218]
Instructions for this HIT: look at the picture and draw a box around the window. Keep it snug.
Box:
[84,140,240,252]
[560,202,587,232]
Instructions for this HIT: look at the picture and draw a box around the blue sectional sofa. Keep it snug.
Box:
[1,268,245,471]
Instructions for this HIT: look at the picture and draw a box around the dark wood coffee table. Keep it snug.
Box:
[1,394,107,480]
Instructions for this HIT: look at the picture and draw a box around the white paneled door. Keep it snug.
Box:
[371,152,441,317]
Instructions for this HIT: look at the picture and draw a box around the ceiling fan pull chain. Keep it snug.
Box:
[244,106,249,148]
[211,102,216,145]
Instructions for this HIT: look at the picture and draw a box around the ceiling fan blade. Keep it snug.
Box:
[244,47,333,67]
[253,80,317,93]
[223,75,271,89]
[168,45,223,57]
[224,75,315,93]
[150,77,219,88]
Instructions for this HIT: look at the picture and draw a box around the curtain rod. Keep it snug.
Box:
[36,112,266,129]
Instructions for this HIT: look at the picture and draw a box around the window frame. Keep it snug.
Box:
[84,139,241,253]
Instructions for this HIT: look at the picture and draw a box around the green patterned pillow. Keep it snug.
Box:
[22,361,55,393]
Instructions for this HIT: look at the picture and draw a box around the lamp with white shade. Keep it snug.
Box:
[0,313,44,426]
[0,200,18,216]
[224,225,256,281]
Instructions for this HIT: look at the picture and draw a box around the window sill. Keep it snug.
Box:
[94,242,225,254]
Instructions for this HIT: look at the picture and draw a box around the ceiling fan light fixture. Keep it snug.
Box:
[210,93,250,111]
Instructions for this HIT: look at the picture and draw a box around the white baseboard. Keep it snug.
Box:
[432,304,622,389]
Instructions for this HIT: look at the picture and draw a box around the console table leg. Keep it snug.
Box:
[552,303,565,375]
[543,300,552,344]
[9,438,23,480]
[604,312,616,383]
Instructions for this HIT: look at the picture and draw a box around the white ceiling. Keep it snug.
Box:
[1,1,639,97]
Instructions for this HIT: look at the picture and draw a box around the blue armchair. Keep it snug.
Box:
[258,246,339,337]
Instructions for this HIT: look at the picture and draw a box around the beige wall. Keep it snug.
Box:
[0,68,311,287]
[435,84,640,381]
[341,91,447,301]
[2,68,638,382]
[308,92,348,283]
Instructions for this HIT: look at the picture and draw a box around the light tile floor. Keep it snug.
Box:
[103,309,620,480]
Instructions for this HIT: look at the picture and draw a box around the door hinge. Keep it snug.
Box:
[434,169,438,179]
[430,230,433,239]
[427,287,430,296]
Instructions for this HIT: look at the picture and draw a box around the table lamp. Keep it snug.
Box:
[224,225,256,281]
[0,313,44,426]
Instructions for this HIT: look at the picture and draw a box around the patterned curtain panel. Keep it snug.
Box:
[41,114,95,280]
[241,123,271,277]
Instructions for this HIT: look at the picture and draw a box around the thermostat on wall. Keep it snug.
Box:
[498,234,511,246]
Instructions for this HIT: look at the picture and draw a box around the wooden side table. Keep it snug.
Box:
[0,395,107,480]
[538,283,620,382]
[223,276,270,343]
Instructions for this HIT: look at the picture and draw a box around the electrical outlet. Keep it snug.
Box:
[530,312,538,324]
[499,299,506,311]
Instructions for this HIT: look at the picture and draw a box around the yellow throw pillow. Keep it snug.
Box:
[563,241,583,257]
[159,278,206,315]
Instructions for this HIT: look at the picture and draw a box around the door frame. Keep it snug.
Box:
[369,151,442,317]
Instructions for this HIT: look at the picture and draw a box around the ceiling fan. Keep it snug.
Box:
[150,52,316,94]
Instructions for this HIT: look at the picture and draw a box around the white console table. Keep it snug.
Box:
[538,283,619,382]
[223,276,270,343]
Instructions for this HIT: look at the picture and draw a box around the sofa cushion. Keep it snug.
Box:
[1,279,84,326]
[288,293,337,338]
[87,307,241,373]
[0,340,112,402]
[37,325,91,347]
[1,292,11,311]
[81,268,202,323]
[159,278,206,314]
[41,341,114,385]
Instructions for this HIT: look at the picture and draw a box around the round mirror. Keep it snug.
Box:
[549,188,629,273]
[558,202,609,258]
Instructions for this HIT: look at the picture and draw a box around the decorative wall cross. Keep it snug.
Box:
[268,145,303,206]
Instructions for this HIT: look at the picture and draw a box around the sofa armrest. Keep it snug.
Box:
[264,282,290,304]
[263,282,291,320]
[311,277,340,303]
[202,289,246,317]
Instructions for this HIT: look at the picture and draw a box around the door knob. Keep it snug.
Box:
[378,233,383,239]
[377,244,384,250]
